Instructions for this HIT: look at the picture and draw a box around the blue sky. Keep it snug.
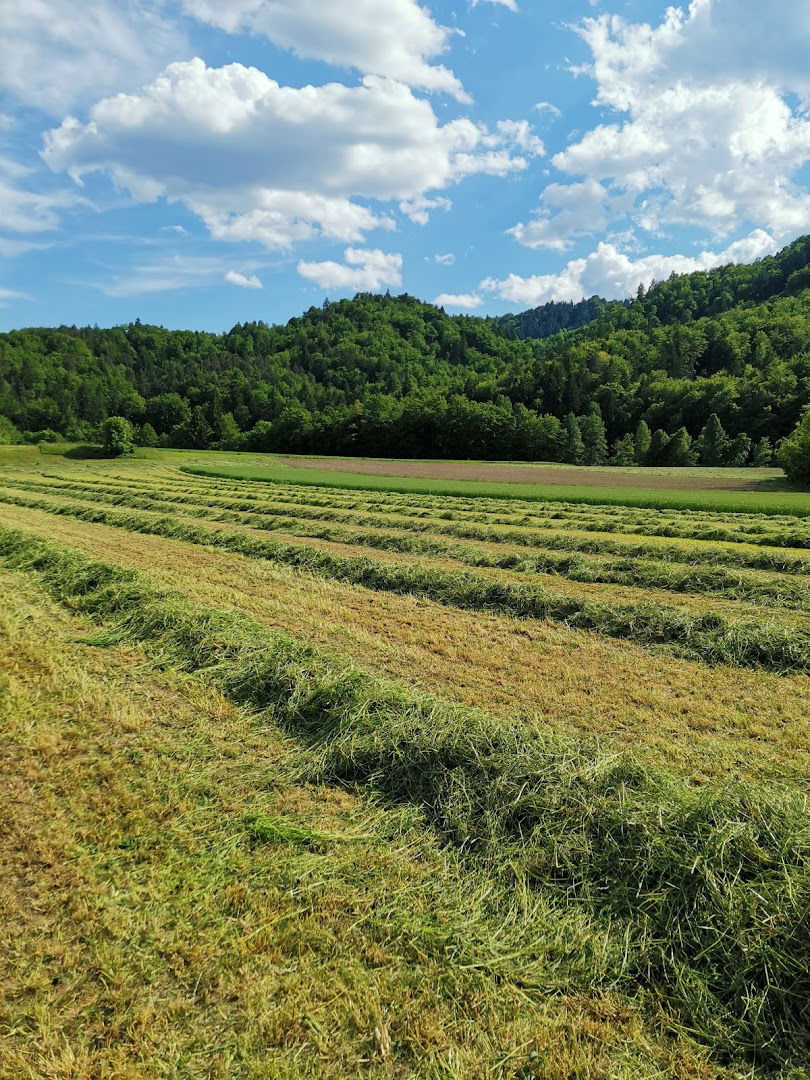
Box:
[1,0,808,331]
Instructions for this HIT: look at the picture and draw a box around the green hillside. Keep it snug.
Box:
[1,235,808,466]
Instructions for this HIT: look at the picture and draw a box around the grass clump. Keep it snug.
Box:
[5,568,699,1079]
[45,470,810,574]
[1,526,808,1071]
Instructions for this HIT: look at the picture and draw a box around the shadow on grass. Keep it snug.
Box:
[59,444,109,460]
[745,475,810,494]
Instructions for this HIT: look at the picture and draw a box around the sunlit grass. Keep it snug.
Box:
[184,462,810,516]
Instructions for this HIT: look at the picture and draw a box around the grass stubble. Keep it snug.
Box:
[0,498,807,788]
[0,487,807,674]
[4,474,810,609]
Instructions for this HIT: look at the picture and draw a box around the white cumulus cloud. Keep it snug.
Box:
[225,270,263,289]
[400,195,452,226]
[482,229,779,306]
[509,179,610,250]
[516,0,810,251]
[43,59,535,251]
[434,292,483,308]
[0,0,187,113]
[297,247,403,291]
[182,0,470,102]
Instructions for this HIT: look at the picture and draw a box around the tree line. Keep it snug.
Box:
[0,235,808,471]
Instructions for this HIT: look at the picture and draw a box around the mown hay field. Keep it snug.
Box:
[0,448,808,1079]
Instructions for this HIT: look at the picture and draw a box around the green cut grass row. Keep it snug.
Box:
[1,525,807,1070]
[53,468,810,531]
[8,478,810,612]
[15,473,810,575]
[173,469,810,537]
[182,463,810,517]
[2,489,808,673]
[181,470,810,548]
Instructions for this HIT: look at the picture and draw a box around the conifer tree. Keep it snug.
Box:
[610,433,636,465]
[647,429,671,466]
[695,413,731,466]
[580,403,608,465]
[751,437,773,467]
[634,420,652,464]
[562,413,585,465]
[727,432,752,467]
[665,426,697,466]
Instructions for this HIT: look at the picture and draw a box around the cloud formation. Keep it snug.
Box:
[297,247,403,291]
[482,229,778,306]
[511,0,810,251]
[225,270,263,289]
[96,254,265,297]
[509,179,609,250]
[43,59,537,251]
[183,0,469,102]
[0,0,186,113]
[0,177,87,233]
[0,286,30,306]
[433,292,482,308]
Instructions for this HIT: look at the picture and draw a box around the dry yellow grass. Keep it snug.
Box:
[1,481,806,630]
[1,501,807,787]
[0,568,722,1080]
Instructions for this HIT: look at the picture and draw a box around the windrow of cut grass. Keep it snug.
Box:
[168,470,810,540]
[177,470,810,549]
[1,567,727,1080]
[182,462,810,517]
[38,467,810,532]
[8,476,810,611]
[1,526,807,1069]
[5,498,809,789]
[12,473,810,577]
[1,488,808,672]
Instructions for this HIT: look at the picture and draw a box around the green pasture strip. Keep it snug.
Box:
[9,478,810,612]
[1,527,807,1069]
[183,464,810,517]
[8,474,810,576]
[2,489,808,672]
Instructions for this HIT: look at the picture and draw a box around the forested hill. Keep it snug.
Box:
[1,235,808,465]
[494,297,608,340]
[496,233,810,340]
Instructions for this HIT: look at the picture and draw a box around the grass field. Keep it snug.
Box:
[1,445,808,1078]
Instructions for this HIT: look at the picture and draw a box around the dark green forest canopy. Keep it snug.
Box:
[1,234,808,464]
